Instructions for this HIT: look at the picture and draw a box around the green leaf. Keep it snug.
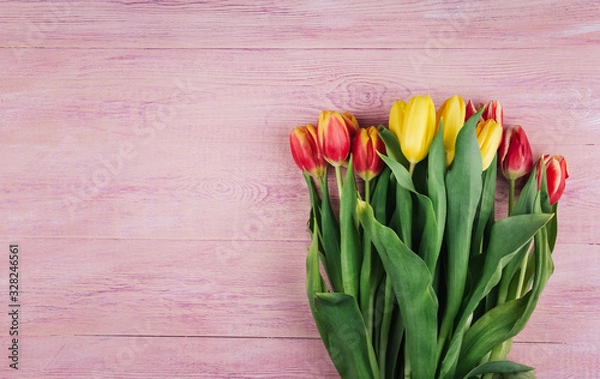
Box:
[513,169,539,216]
[381,153,416,193]
[547,203,558,252]
[359,169,389,332]
[386,308,405,378]
[456,213,554,377]
[471,155,497,257]
[439,107,484,354]
[439,214,552,378]
[372,166,392,224]
[381,154,441,272]
[427,122,447,259]
[319,172,343,292]
[463,360,534,378]
[378,125,409,168]
[357,200,438,379]
[395,184,413,247]
[340,160,361,298]
[306,221,328,349]
[313,292,379,379]
[303,172,321,233]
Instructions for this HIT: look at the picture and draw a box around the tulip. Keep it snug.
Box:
[390,95,436,167]
[318,110,351,167]
[389,99,407,143]
[437,95,466,166]
[498,125,534,180]
[352,126,386,181]
[483,100,504,127]
[536,155,569,204]
[465,100,480,122]
[341,112,360,139]
[475,119,503,171]
[289,124,325,178]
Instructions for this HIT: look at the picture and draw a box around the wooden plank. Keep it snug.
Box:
[0,336,339,378]
[11,239,316,338]
[0,335,595,378]
[514,244,600,345]
[2,238,598,346]
[1,1,599,49]
[1,48,598,243]
[508,342,600,378]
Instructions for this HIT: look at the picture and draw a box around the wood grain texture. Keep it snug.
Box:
[1,1,600,49]
[1,49,598,244]
[1,1,599,377]
[5,239,598,344]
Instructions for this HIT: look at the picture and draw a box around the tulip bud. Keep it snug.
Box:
[465,100,480,122]
[483,100,504,127]
[389,99,407,143]
[341,112,360,139]
[475,119,503,170]
[437,95,466,166]
[289,124,325,178]
[318,110,351,167]
[536,155,569,204]
[498,125,534,180]
[391,95,436,165]
[352,126,386,181]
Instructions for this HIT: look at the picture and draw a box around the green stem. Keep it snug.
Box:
[378,276,393,379]
[404,354,412,379]
[335,165,344,200]
[508,178,515,216]
[360,179,373,339]
[408,162,416,176]
[515,253,529,297]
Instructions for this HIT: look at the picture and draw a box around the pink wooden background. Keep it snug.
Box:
[1,1,599,378]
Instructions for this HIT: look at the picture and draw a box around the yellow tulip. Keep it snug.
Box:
[476,119,503,170]
[390,95,436,165]
[388,99,406,143]
[436,95,466,166]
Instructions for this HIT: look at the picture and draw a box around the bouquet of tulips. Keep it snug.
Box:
[289,95,569,379]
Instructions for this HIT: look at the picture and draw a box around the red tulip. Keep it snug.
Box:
[536,155,569,205]
[318,110,351,167]
[289,124,325,178]
[498,125,534,180]
[465,100,480,122]
[464,100,503,127]
[483,100,504,127]
[341,112,360,139]
[352,126,386,181]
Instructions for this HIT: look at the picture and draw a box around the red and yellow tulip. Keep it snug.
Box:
[498,125,534,180]
[537,155,569,204]
[289,124,325,178]
[476,119,503,170]
[352,126,386,181]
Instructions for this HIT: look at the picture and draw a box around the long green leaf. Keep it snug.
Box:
[456,212,555,377]
[306,221,328,349]
[314,292,379,379]
[439,214,552,378]
[439,109,484,354]
[463,360,534,378]
[319,172,343,292]
[471,155,497,257]
[357,200,438,379]
[303,172,321,233]
[381,154,440,272]
[378,125,409,168]
[340,160,361,298]
[427,122,447,261]
[497,170,540,296]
